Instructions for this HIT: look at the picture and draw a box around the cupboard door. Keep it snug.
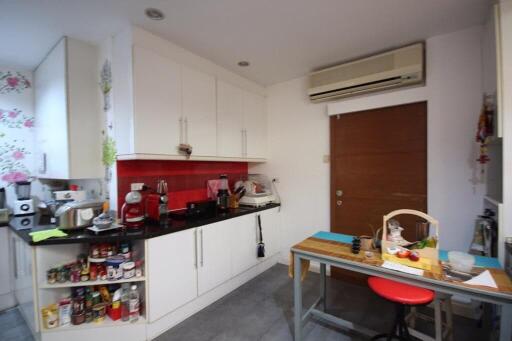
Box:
[133,46,181,155]
[182,66,217,156]
[147,228,198,322]
[217,80,244,157]
[243,91,267,159]
[197,222,232,295]
[257,208,280,258]
[230,214,259,274]
[34,38,70,179]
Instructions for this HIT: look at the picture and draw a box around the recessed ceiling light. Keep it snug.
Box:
[145,8,165,20]
[238,61,250,67]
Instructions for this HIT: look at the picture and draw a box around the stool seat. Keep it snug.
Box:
[368,277,434,305]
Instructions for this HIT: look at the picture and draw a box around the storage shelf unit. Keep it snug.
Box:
[39,276,146,289]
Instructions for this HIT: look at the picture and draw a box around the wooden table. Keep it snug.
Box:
[291,234,512,341]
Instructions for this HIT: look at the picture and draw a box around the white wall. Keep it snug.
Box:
[500,0,512,261]
[251,26,486,261]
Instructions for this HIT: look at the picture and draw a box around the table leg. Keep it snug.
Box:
[500,303,512,341]
[294,253,303,341]
[320,263,327,312]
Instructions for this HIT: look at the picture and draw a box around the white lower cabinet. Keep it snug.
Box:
[258,207,281,258]
[147,228,198,322]
[230,213,260,274]
[10,231,37,333]
[197,221,232,295]
[147,208,280,326]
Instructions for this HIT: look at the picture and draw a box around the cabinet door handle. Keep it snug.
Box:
[244,129,248,157]
[12,237,17,279]
[179,118,183,144]
[194,229,198,268]
[184,118,189,144]
[200,228,204,267]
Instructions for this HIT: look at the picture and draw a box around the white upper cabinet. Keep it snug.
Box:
[217,80,267,159]
[133,46,181,155]
[217,80,245,158]
[113,28,267,161]
[182,66,217,156]
[34,37,102,179]
[243,91,267,159]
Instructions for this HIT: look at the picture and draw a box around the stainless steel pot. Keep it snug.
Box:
[54,200,103,229]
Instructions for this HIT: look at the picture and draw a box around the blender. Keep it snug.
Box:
[13,181,35,216]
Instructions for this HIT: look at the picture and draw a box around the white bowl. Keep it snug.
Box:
[448,251,475,273]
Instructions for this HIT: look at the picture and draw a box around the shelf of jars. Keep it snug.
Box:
[36,240,147,332]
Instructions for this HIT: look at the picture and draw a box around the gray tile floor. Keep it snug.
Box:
[156,264,493,341]
[0,264,493,341]
[0,307,34,341]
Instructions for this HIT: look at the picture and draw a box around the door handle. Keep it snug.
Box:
[200,228,204,267]
[336,190,343,197]
[336,200,342,206]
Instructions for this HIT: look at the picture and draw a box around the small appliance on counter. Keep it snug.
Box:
[0,187,8,224]
[238,174,276,207]
[53,190,86,202]
[121,184,145,229]
[169,200,217,220]
[54,200,104,230]
[217,175,230,212]
[13,181,35,216]
[146,180,169,225]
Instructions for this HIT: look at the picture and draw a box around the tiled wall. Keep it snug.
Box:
[117,160,248,211]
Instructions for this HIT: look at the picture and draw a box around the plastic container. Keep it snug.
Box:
[448,251,475,273]
[129,285,139,322]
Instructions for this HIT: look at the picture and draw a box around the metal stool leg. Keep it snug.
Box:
[434,297,443,341]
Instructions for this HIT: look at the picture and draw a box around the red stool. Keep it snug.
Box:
[368,276,435,340]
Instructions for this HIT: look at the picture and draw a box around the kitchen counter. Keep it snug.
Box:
[8,203,280,246]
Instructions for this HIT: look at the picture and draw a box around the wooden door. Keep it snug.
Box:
[197,222,232,295]
[330,102,427,281]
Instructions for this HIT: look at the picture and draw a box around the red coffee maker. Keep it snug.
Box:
[121,186,145,229]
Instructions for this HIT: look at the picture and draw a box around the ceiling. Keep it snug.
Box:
[0,0,490,86]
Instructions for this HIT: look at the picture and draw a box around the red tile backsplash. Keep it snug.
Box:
[117,160,248,211]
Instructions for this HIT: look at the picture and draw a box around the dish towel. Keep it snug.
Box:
[288,252,310,281]
[29,228,68,243]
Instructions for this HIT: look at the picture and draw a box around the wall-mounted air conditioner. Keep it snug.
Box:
[308,43,425,102]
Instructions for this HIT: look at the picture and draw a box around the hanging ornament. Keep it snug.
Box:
[475,94,495,174]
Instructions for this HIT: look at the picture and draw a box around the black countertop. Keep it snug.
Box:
[8,203,280,246]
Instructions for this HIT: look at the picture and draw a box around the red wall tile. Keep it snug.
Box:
[117,160,248,211]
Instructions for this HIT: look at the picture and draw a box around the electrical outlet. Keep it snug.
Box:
[131,183,145,191]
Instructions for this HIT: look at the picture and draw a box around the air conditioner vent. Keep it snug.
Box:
[308,43,424,102]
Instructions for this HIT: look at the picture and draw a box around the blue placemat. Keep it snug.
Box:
[313,231,502,269]
[438,250,501,269]
[313,231,355,244]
